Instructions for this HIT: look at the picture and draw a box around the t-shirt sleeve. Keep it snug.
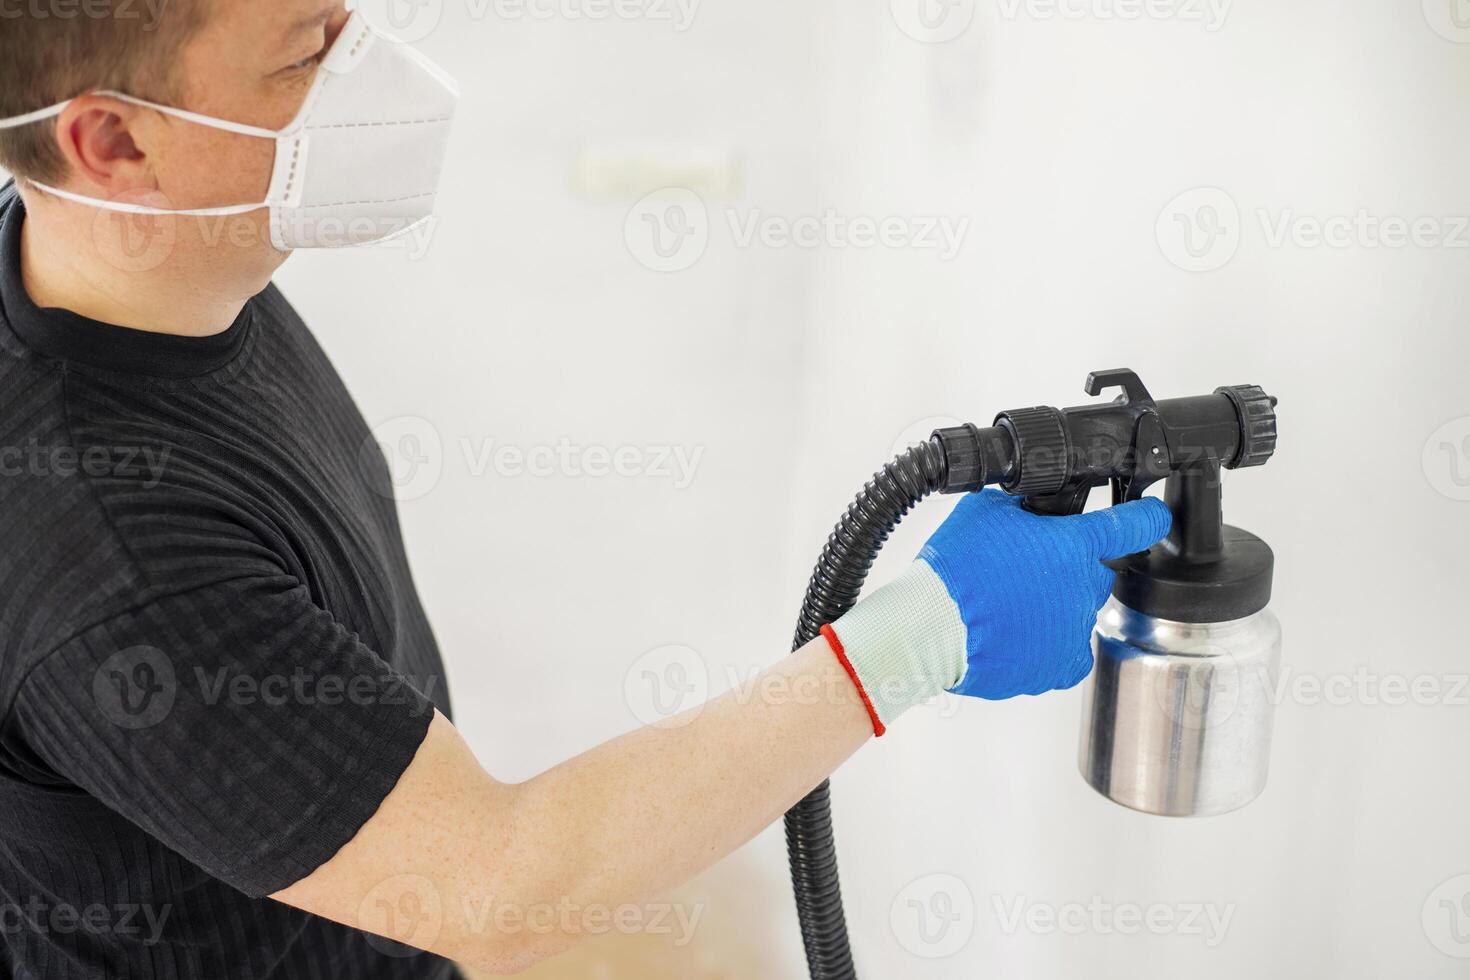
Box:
[8,573,436,898]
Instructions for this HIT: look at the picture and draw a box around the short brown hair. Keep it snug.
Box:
[0,0,207,183]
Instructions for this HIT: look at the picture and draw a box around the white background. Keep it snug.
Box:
[271,0,1469,976]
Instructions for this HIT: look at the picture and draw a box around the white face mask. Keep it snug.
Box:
[0,11,458,251]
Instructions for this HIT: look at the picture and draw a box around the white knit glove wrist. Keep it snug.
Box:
[820,559,968,736]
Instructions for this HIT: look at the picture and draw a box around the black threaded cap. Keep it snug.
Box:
[1216,385,1278,469]
[932,424,988,493]
[995,406,1069,496]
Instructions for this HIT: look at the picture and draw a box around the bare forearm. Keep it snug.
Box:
[273,636,872,973]
[505,636,871,922]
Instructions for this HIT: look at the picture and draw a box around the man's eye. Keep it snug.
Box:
[283,49,326,74]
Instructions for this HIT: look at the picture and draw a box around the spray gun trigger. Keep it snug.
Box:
[1111,411,1172,505]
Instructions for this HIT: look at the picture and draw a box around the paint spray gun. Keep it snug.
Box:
[785,368,1280,979]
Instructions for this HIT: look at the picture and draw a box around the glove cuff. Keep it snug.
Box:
[821,559,968,736]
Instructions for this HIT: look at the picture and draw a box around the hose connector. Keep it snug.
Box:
[930,423,1015,494]
[931,424,985,493]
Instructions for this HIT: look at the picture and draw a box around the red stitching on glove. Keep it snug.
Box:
[821,624,886,738]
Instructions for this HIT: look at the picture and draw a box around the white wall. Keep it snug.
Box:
[277,1,1470,976]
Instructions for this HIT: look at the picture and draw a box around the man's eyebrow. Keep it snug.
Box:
[282,5,337,39]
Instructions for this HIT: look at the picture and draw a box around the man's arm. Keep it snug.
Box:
[272,491,1171,975]
[271,636,871,975]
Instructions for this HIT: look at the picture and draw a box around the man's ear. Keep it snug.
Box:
[50,95,160,195]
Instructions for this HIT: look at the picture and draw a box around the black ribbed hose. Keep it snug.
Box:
[784,436,953,980]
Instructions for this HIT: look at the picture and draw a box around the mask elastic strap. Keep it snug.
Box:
[0,102,72,130]
[27,180,270,217]
[0,90,284,139]
[4,91,295,215]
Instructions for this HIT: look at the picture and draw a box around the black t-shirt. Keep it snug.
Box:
[0,185,460,979]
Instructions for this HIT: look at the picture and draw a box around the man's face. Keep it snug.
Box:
[138,0,350,260]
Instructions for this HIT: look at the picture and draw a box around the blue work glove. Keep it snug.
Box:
[820,489,1171,735]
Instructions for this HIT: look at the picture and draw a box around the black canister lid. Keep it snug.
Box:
[1107,524,1274,623]
[1108,454,1274,623]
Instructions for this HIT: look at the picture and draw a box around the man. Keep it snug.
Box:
[0,1,1171,976]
